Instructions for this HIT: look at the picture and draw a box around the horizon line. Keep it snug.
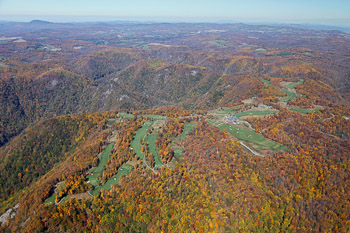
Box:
[1,15,350,28]
[1,19,350,29]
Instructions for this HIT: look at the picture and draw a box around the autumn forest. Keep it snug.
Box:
[0,21,350,232]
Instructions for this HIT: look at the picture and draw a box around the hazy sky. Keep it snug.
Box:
[0,0,350,26]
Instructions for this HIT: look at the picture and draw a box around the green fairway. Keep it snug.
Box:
[173,148,184,157]
[209,120,287,152]
[215,108,233,114]
[44,182,65,204]
[180,123,196,140]
[215,105,242,114]
[146,134,163,168]
[91,164,133,195]
[130,121,153,160]
[289,108,310,114]
[289,107,321,114]
[280,89,296,102]
[260,78,271,85]
[235,110,278,118]
[144,115,168,120]
[285,79,304,89]
[280,79,304,102]
[118,112,135,118]
[86,144,114,186]
[107,118,117,125]
[44,194,57,205]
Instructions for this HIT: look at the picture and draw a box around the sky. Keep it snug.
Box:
[0,0,350,26]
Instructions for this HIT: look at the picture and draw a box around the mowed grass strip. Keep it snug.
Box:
[144,115,168,120]
[118,112,135,118]
[180,123,196,140]
[285,79,304,89]
[289,107,321,114]
[146,134,163,168]
[215,105,242,114]
[91,164,133,195]
[107,118,117,125]
[280,89,296,102]
[235,110,278,118]
[280,79,304,102]
[130,121,153,160]
[260,78,271,85]
[209,120,287,152]
[44,194,57,204]
[86,144,114,186]
[173,148,184,157]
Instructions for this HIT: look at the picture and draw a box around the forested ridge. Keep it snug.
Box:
[0,22,350,232]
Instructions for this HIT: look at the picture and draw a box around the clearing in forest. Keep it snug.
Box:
[209,120,287,152]
[180,123,196,140]
[289,107,321,114]
[144,115,168,120]
[91,164,133,195]
[146,134,163,168]
[87,144,114,186]
[214,105,242,114]
[118,112,134,118]
[234,110,278,118]
[280,79,304,102]
[130,121,153,160]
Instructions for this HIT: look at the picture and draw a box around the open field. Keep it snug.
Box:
[146,134,163,168]
[131,121,153,160]
[209,120,287,152]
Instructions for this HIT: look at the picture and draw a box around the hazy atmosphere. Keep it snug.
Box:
[1,0,350,26]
